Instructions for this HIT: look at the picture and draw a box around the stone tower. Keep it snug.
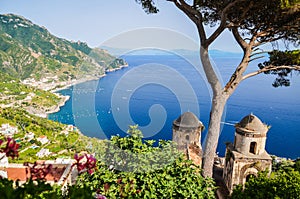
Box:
[172,112,204,165]
[223,114,272,193]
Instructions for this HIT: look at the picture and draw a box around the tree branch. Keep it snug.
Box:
[223,44,254,94]
[253,35,286,47]
[242,65,300,80]
[200,47,223,94]
[171,0,207,44]
[169,1,223,95]
[232,27,248,50]
[206,0,246,46]
[172,0,200,23]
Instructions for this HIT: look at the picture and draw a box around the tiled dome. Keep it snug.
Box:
[236,114,268,134]
[173,112,203,128]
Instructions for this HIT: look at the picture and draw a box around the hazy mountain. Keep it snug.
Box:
[101,45,243,58]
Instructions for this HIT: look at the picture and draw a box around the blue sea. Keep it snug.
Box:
[49,51,300,159]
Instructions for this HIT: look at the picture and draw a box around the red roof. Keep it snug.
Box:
[7,166,30,181]
[5,164,66,182]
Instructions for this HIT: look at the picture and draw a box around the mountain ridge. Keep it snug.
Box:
[0,13,126,82]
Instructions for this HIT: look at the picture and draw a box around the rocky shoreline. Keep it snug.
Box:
[46,94,70,116]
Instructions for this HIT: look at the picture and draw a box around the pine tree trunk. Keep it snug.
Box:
[199,47,229,177]
[201,94,227,177]
[199,46,249,177]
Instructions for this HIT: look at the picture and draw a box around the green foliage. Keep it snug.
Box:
[68,41,92,55]
[135,0,159,14]
[0,178,60,199]
[231,160,300,199]
[0,32,36,79]
[295,159,300,172]
[258,50,300,87]
[64,184,95,199]
[269,50,300,66]
[98,125,180,172]
[137,0,299,43]
[0,177,96,199]
[108,58,127,70]
[280,0,300,9]
[76,126,216,199]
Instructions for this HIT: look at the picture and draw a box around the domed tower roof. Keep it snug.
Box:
[236,114,268,134]
[173,112,203,129]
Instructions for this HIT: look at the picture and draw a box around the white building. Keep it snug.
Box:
[25,132,35,140]
[37,135,49,145]
[36,148,51,158]
[0,123,19,136]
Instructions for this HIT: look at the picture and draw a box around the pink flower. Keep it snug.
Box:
[117,178,122,184]
[24,162,53,180]
[1,138,19,159]
[104,183,110,192]
[73,153,97,174]
[136,189,141,194]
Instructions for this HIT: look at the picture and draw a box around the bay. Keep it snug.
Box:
[49,51,300,159]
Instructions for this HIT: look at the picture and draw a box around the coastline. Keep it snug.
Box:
[45,64,129,117]
[105,63,128,73]
[26,94,71,118]
[50,64,128,93]
[46,94,70,115]
[50,74,106,93]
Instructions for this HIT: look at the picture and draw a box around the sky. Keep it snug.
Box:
[0,0,284,53]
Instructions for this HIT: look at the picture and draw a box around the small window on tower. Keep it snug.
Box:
[249,142,257,154]
[185,135,189,141]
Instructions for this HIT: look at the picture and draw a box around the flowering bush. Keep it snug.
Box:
[0,137,19,159]
[73,153,97,174]
[23,162,53,181]
[0,137,100,198]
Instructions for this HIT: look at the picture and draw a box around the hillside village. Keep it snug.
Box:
[0,122,77,187]
[0,123,80,159]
